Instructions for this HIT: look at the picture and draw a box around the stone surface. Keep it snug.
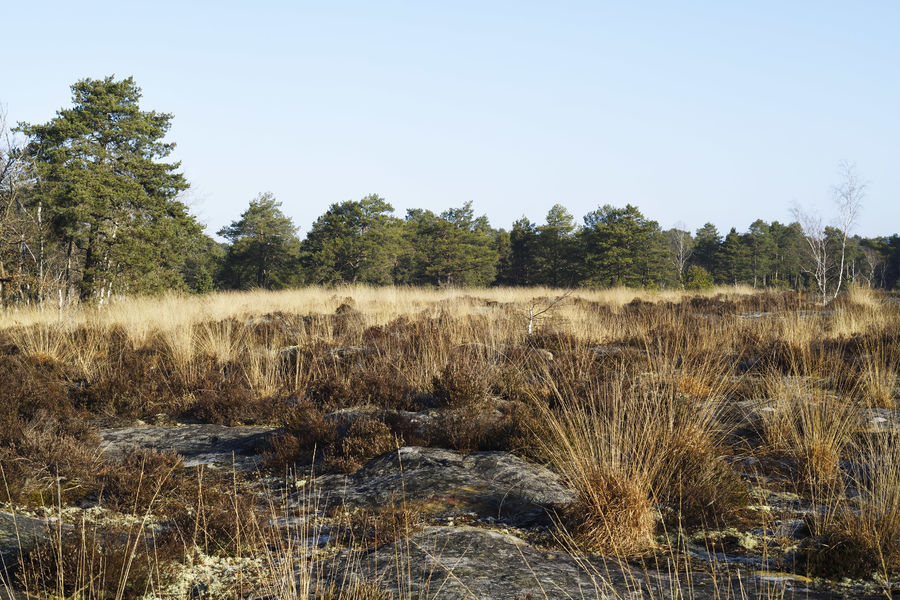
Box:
[329,345,375,359]
[323,526,832,600]
[311,446,573,527]
[99,424,278,469]
[860,407,900,432]
[0,511,48,570]
[325,406,436,439]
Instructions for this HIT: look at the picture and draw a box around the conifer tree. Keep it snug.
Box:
[301,194,400,284]
[218,192,300,289]
[535,204,577,286]
[19,76,200,301]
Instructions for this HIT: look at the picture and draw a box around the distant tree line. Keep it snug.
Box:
[213,195,899,294]
[2,76,899,307]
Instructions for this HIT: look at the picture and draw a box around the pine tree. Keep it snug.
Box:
[218,192,301,289]
[19,76,198,301]
[692,223,723,282]
[535,204,577,286]
[746,219,775,287]
[580,204,668,287]
[398,203,498,286]
[720,228,750,285]
[301,194,400,284]
[507,217,539,285]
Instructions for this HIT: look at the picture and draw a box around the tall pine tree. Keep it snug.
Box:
[218,192,301,289]
[19,76,199,301]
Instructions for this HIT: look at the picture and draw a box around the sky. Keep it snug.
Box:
[3,1,899,239]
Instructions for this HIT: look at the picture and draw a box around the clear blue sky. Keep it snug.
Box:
[4,1,899,238]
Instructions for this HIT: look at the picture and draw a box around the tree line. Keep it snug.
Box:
[1,77,898,307]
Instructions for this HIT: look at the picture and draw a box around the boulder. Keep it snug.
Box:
[99,424,279,470]
[320,526,830,600]
[0,511,48,571]
[310,446,573,527]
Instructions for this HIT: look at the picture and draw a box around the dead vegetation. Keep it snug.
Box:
[0,284,898,597]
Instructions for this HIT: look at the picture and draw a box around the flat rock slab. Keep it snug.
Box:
[312,446,574,527]
[0,511,48,570]
[860,407,900,432]
[99,424,279,469]
[320,526,831,600]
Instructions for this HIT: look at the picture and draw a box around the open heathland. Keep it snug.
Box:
[0,285,898,599]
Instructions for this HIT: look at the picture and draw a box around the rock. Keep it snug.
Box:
[329,345,375,359]
[738,356,762,373]
[310,446,573,527]
[99,424,279,470]
[530,348,554,362]
[0,511,49,569]
[151,412,174,426]
[319,526,830,600]
[278,345,303,361]
[325,406,434,439]
[860,408,900,432]
[590,345,625,358]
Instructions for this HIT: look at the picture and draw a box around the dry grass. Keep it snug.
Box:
[534,365,743,554]
[2,285,900,593]
[853,337,900,407]
[800,430,900,580]
[759,373,859,498]
[0,285,753,335]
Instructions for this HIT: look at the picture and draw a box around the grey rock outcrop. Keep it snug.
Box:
[324,526,829,600]
[311,446,574,527]
[99,424,278,469]
[0,511,48,571]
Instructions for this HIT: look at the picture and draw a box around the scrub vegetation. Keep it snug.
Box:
[0,284,898,598]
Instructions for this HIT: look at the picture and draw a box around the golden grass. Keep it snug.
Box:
[854,338,900,407]
[2,285,900,591]
[0,284,750,333]
[801,430,900,581]
[534,358,739,553]
[846,431,900,577]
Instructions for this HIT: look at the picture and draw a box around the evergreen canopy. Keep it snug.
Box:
[19,76,200,299]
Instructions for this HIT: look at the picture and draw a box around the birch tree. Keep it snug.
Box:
[666,222,693,286]
[830,161,864,301]
[792,203,830,305]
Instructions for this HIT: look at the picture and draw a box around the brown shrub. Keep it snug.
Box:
[352,361,413,409]
[70,346,178,420]
[426,401,533,454]
[187,383,278,426]
[332,303,366,339]
[266,403,400,473]
[799,529,889,580]
[432,350,496,409]
[264,402,339,471]
[97,448,183,511]
[657,427,748,526]
[163,470,258,556]
[0,354,73,421]
[0,411,101,505]
[89,449,257,556]
[17,524,163,600]
[305,375,355,408]
[329,417,397,473]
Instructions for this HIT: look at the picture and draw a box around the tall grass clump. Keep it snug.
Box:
[802,431,900,582]
[534,374,656,554]
[535,365,743,554]
[853,336,899,407]
[760,369,858,499]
